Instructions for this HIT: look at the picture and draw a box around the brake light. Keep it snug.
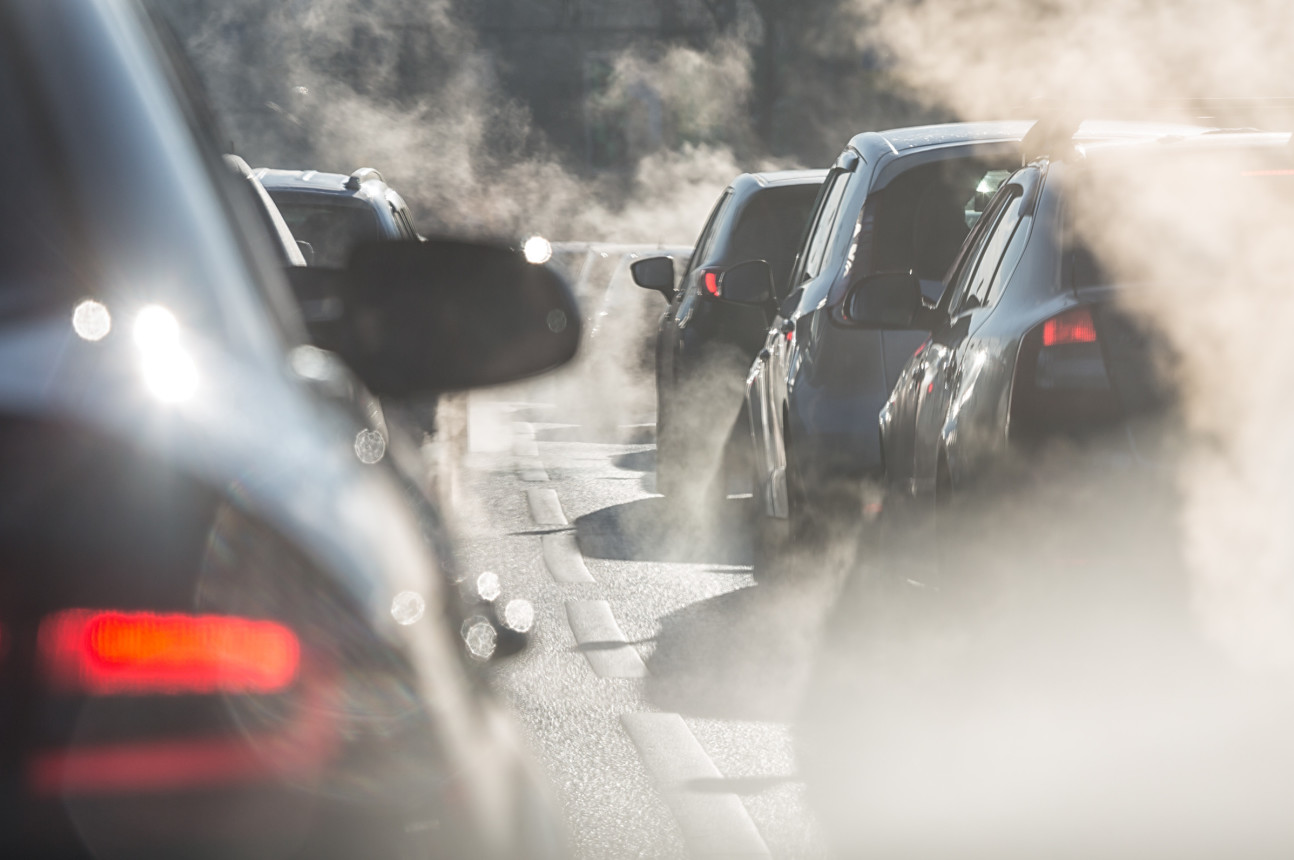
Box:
[39,610,300,695]
[704,271,720,296]
[1041,307,1097,347]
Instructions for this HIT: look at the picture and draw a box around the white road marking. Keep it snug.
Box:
[620,713,771,858]
[542,532,595,583]
[513,438,540,458]
[526,488,568,526]
[516,456,549,482]
[565,600,647,678]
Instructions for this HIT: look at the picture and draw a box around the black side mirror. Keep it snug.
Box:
[286,239,581,396]
[717,259,775,305]
[842,271,927,329]
[631,255,675,298]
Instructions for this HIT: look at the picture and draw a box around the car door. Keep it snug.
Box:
[883,187,1008,495]
[754,167,852,514]
[912,178,1031,494]
[660,189,731,426]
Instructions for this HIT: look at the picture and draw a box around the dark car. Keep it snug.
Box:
[630,170,826,498]
[742,120,1213,540]
[0,0,577,856]
[800,126,1294,859]
[742,123,1030,533]
[875,125,1292,532]
[254,167,422,267]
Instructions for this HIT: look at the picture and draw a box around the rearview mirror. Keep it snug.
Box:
[717,259,775,305]
[631,256,675,298]
[843,271,927,329]
[286,239,581,396]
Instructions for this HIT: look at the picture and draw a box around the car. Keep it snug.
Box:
[0,0,577,856]
[253,166,423,267]
[631,170,826,499]
[741,123,1030,538]
[800,122,1294,859]
[741,120,1214,545]
[874,122,1293,542]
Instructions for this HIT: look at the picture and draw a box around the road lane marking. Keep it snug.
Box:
[620,713,771,858]
[565,600,647,678]
[542,533,594,583]
[526,488,567,526]
[513,438,540,458]
[516,456,550,482]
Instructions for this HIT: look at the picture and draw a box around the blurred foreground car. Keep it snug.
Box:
[0,1,576,856]
[631,170,825,498]
[255,166,422,267]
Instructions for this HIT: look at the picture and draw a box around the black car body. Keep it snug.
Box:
[634,170,826,497]
[877,128,1291,518]
[0,1,574,856]
[254,167,422,267]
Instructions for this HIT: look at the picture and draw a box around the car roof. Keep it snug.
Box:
[749,169,829,187]
[849,119,1217,162]
[1073,129,1291,161]
[252,167,391,206]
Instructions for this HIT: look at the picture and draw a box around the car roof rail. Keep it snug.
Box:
[345,167,385,190]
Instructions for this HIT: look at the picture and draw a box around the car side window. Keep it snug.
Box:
[944,186,1014,315]
[958,190,1023,312]
[793,170,850,285]
[683,189,733,283]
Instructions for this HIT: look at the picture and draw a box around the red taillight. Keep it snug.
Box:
[39,610,300,695]
[1041,307,1097,347]
[704,270,720,296]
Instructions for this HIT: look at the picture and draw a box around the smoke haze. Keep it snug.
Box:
[163,0,1294,854]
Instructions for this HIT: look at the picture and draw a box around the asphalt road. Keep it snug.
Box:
[449,380,835,860]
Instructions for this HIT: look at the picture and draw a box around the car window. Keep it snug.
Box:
[793,170,850,286]
[983,207,1031,303]
[684,189,733,280]
[942,184,1015,312]
[869,160,1016,282]
[726,185,821,299]
[272,196,384,268]
[955,190,1024,313]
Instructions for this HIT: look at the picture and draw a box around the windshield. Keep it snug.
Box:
[270,195,384,268]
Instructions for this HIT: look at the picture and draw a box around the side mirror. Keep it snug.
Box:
[296,240,315,266]
[717,259,775,305]
[286,239,581,396]
[631,256,675,298]
[842,271,927,329]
